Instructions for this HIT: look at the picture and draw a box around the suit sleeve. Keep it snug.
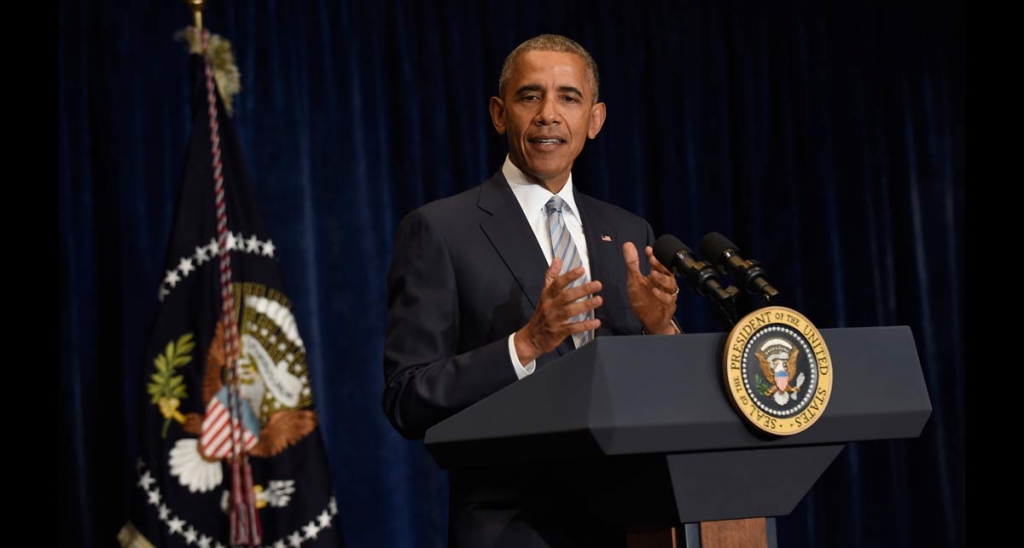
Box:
[382,209,519,439]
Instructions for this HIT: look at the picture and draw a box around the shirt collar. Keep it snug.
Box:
[502,155,580,219]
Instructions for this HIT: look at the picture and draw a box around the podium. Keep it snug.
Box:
[423,326,932,547]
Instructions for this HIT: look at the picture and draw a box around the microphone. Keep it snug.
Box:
[699,232,780,301]
[653,235,738,305]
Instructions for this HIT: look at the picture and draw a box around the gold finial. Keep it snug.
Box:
[185,0,205,30]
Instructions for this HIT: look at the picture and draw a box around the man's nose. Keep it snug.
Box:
[536,99,560,124]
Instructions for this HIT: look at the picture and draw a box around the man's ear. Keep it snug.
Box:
[489,96,507,135]
[588,101,607,139]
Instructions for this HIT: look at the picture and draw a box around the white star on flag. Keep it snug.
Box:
[164,269,182,288]
[194,245,210,264]
[178,257,195,275]
[167,517,185,534]
[137,471,155,490]
[303,521,320,539]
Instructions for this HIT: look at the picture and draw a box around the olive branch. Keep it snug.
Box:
[147,333,196,438]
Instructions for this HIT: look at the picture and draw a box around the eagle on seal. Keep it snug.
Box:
[755,343,802,405]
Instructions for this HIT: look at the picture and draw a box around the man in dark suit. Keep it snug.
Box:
[382,34,682,548]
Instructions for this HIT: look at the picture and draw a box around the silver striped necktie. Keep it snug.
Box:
[545,195,593,347]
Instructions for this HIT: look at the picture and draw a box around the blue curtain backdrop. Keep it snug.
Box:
[59,1,965,547]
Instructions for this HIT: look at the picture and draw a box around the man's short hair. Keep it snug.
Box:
[498,34,601,102]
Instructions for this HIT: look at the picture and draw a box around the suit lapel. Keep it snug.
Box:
[478,172,549,312]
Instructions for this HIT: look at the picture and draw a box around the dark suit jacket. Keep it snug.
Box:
[383,171,658,548]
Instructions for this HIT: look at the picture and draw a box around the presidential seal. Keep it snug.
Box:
[723,306,833,436]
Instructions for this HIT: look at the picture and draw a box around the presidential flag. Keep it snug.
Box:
[119,28,344,548]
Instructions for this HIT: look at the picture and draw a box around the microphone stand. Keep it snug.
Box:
[710,285,740,328]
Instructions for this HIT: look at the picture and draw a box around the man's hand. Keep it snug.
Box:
[514,258,603,365]
[623,242,679,335]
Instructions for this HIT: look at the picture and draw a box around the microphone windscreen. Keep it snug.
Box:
[653,234,691,267]
[699,232,737,261]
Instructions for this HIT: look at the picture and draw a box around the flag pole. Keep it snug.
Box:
[185,0,205,30]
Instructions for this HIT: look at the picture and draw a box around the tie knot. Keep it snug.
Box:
[545,195,565,215]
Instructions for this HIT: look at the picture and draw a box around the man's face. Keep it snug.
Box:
[489,50,606,192]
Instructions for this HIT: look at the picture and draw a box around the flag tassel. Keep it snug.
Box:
[242,459,262,543]
[228,457,262,546]
[228,458,246,544]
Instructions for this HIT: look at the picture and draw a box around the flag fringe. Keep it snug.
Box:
[174,26,242,117]
[117,522,157,548]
